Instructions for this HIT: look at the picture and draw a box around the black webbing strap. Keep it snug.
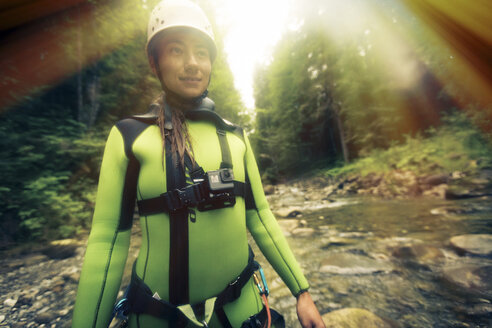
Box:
[184,152,205,180]
[214,247,258,309]
[125,247,258,325]
[126,262,182,322]
[217,128,233,169]
[215,307,233,328]
[165,137,190,314]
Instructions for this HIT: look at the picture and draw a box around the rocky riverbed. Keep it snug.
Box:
[1,169,491,327]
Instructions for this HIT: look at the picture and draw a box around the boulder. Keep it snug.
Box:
[450,234,492,256]
[321,237,357,249]
[422,184,448,199]
[391,244,445,264]
[322,308,395,328]
[320,253,393,275]
[445,187,488,200]
[441,265,492,299]
[41,239,80,259]
[274,207,302,218]
[35,312,55,324]
[422,174,448,186]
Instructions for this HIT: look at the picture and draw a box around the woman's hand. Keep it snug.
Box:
[296,291,326,328]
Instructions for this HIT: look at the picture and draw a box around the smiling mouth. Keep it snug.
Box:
[179,77,201,82]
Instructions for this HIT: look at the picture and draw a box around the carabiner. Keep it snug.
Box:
[258,267,269,296]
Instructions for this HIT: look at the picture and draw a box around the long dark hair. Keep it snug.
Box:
[154,93,195,169]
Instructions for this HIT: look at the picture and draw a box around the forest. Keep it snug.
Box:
[1,1,492,327]
[0,0,491,245]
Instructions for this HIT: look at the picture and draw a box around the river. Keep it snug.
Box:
[1,196,491,327]
[255,196,492,327]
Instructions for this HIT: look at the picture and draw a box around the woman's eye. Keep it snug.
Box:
[170,47,182,54]
[197,50,209,58]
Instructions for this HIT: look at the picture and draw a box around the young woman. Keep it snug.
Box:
[72,1,325,327]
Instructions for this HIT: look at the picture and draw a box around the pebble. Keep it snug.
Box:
[4,298,17,307]
[35,312,55,324]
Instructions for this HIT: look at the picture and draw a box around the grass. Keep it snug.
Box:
[323,110,492,179]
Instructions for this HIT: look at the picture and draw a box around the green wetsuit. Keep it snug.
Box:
[72,99,309,328]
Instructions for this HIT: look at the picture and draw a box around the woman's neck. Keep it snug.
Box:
[163,86,207,111]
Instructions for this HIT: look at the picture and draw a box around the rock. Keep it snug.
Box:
[41,239,79,259]
[35,312,55,324]
[451,171,465,179]
[62,268,81,283]
[445,187,488,200]
[450,234,492,256]
[263,185,275,195]
[16,289,40,307]
[4,298,17,307]
[278,194,305,206]
[58,308,70,316]
[441,265,492,299]
[51,277,65,293]
[274,207,302,218]
[430,206,471,216]
[321,237,357,249]
[23,254,49,266]
[323,185,336,196]
[422,174,448,186]
[0,315,4,323]
[7,259,24,269]
[321,308,395,328]
[291,227,315,237]
[391,244,444,264]
[276,220,300,234]
[320,253,393,274]
[454,302,492,316]
[422,184,448,198]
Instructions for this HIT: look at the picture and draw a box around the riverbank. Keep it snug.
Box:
[264,166,492,220]
[1,169,491,327]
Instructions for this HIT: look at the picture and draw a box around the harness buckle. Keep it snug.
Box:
[229,276,240,286]
[163,184,202,212]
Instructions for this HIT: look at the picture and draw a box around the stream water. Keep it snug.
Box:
[1,196,491,327]
[253,196,492,328]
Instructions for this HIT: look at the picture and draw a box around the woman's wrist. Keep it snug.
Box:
[295,289,309,300]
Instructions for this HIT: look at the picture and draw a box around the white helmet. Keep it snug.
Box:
[146,0,217,62]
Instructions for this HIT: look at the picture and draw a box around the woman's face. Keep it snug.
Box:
[154,30,212,99]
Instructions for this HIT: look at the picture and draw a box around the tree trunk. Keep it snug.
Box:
[76,6,84,124]
[333,107,349,163]
[86,74,100,128]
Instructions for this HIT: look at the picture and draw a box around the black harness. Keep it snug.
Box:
[115,99,258,328]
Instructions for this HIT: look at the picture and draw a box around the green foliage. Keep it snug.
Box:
[1,0,245,244]
[251,0,492,180]
[323,110,492,178]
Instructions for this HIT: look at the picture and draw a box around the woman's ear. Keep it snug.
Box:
[149,55,158,75]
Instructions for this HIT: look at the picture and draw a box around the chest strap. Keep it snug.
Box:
[137,180,247,215]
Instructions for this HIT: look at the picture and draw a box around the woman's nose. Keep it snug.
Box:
[184,52,198,71]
